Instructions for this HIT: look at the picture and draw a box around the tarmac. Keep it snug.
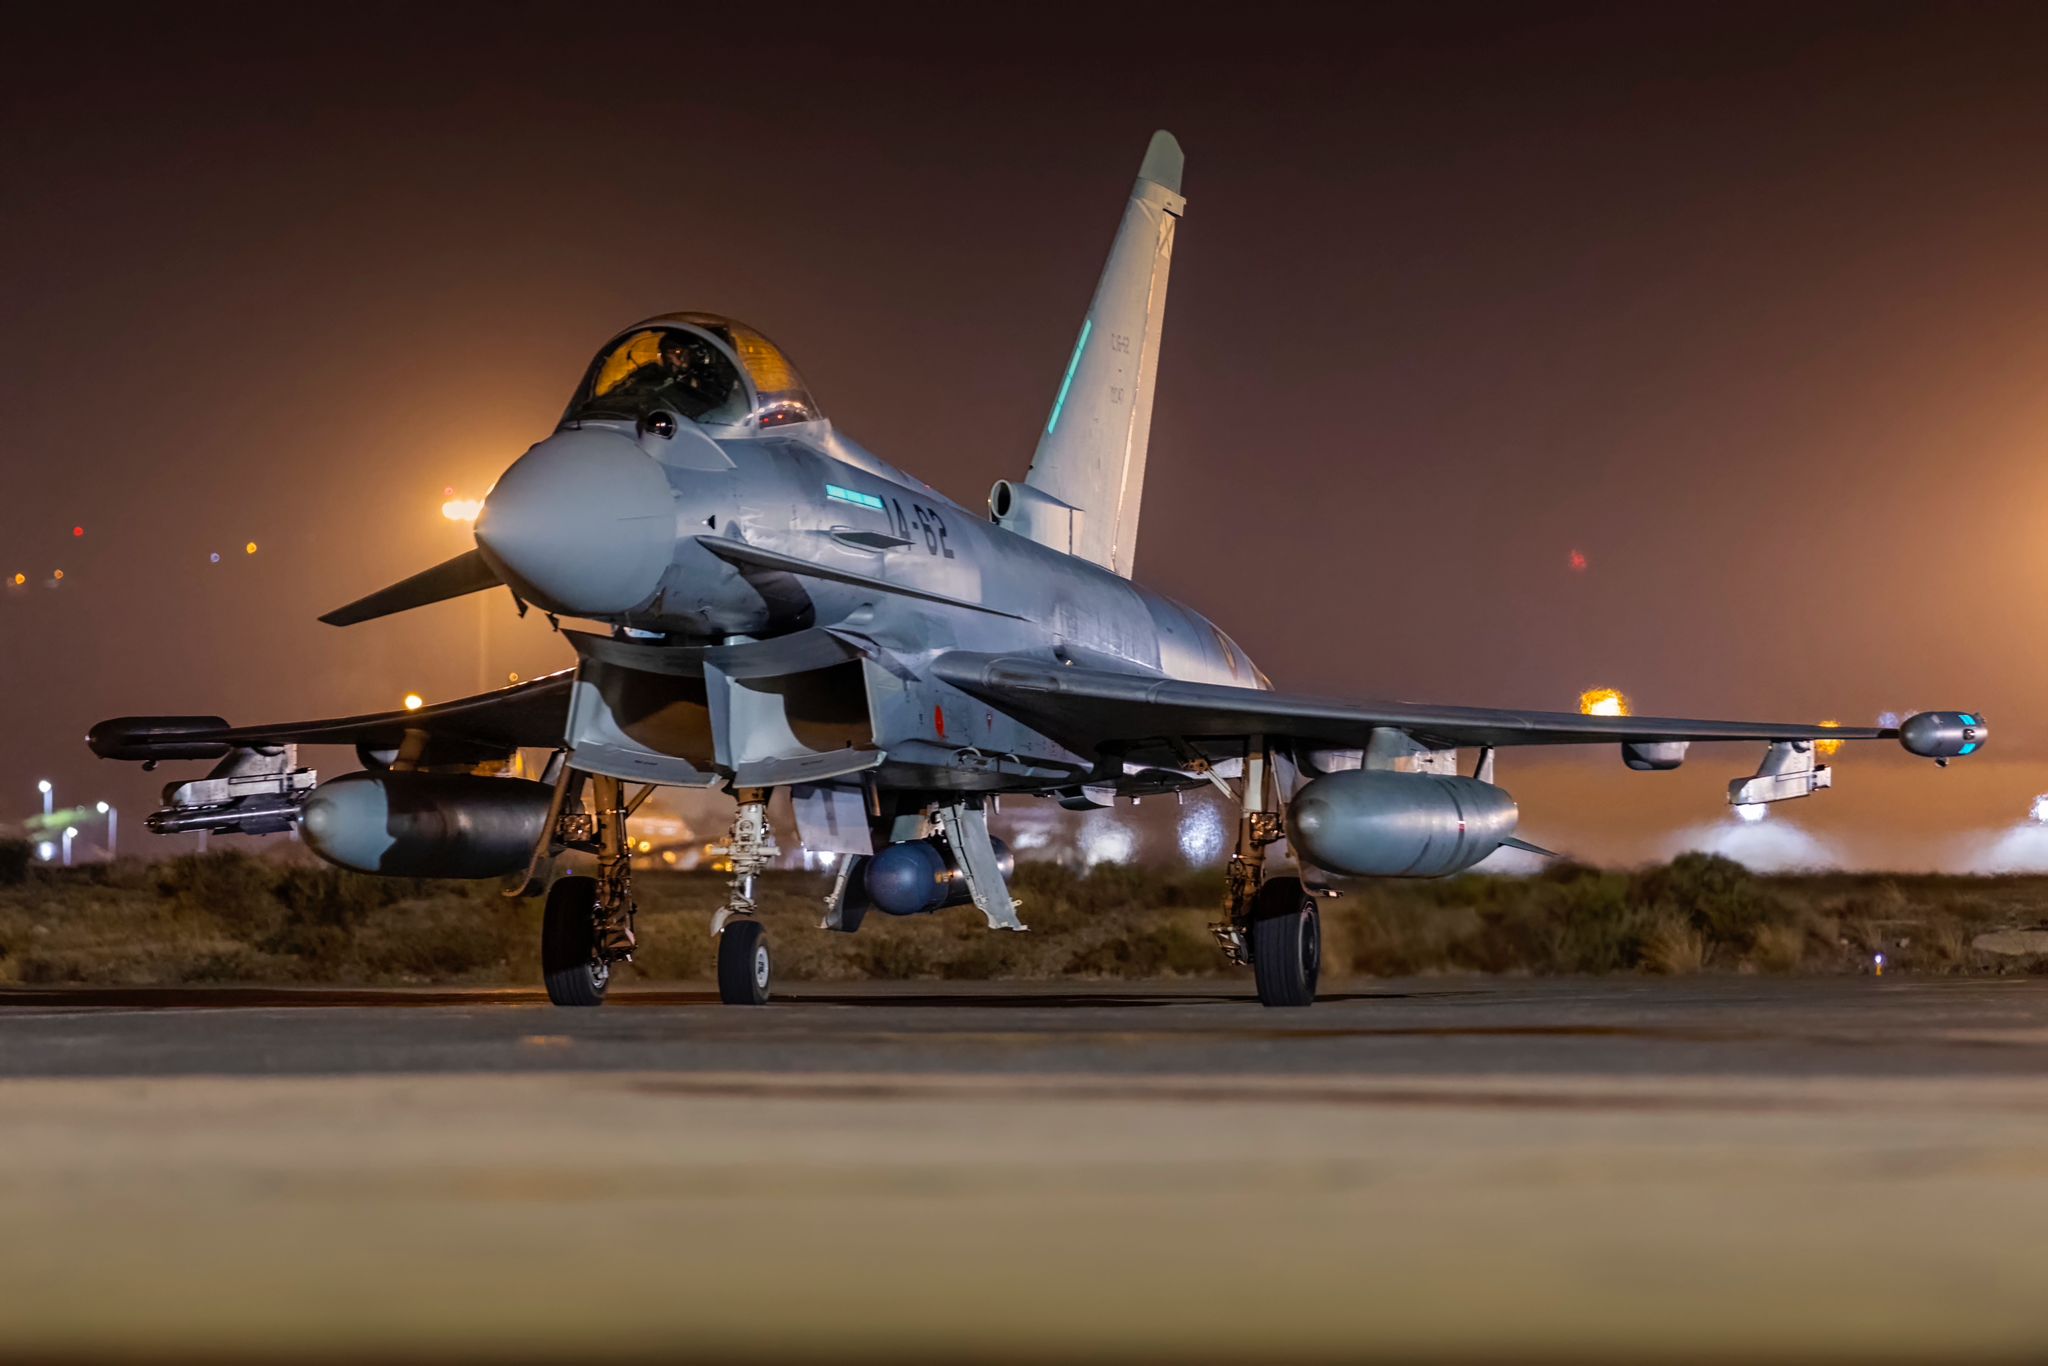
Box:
[2,976,2047,1361]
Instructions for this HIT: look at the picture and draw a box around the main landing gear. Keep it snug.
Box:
[535,771,642,1008]
[1212,739,1323,1008]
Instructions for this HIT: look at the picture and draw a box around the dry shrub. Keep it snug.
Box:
[1747,923,1808,974]
[1642,917,1706,975]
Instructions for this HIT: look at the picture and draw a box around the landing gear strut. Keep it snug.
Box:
[711,787,780,1005]
[1212,738,1318,1007]
[536,770,644,1008]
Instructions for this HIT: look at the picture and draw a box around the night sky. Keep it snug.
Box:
[7,3,2048,867]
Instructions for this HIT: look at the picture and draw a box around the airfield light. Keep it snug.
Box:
[508,672,520,684]
[61,827,77,867]
[442,497,484,523]
[51,569,63,582]
[37,779,52,817]
[10,573,22,586]
[36,842,54,863]
[1578,687,1629,718]
[96,801,108,814]
[209,552,221,564]
[403,692,425,711]
[1814,720,1843,758]
[245,541,258,555]
[636,839,653,854]
[72,526,83,538]
[1733,803,1768,824]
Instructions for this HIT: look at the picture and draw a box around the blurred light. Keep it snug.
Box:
[37,780,51,794]
[1734,803,1768,824]
[636,839,652,854]
[209,552,221,564]
[71,526,83,538]
[9,573,21,586]
[660,850,678,865]
[1578,687,1629,718]
[2028,794,2048,826]
[818,850,838,867]
[1814,720,1843,757]
[245,541,258,555]
[36,842,53,862]
[95,801,109,814]
[63,826,76,838]
[442,497,484,523]
[508,672,521,684]
[1177,801,1226,863]
[1080,818,1135,867]
[1568,548,1587,572]
[403,693,425,711]
[1877,711,1902,729]
[51,569,63,582]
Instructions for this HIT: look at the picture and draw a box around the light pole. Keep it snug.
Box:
[61,826,76,867]
[37,779,51,817]
[97,801,116,859]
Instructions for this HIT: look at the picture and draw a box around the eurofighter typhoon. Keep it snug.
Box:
[89,133,1987,1007]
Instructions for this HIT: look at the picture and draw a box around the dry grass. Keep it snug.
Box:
[3,845,2048,987]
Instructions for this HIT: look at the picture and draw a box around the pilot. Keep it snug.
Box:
[654,331,731,421]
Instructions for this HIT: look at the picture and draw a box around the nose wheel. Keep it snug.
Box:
[717,918,772,1005]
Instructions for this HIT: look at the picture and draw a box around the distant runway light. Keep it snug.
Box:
[1568,548,1587,572]
[71,526,83,538]
[51,569,63,582]
[245,541,258,555]
[442,497,483,523]
[209,552,221,564]
[1578,687,1629,718]
[403,692,425,711]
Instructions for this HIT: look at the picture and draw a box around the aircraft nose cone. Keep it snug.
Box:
[475,429,674,616]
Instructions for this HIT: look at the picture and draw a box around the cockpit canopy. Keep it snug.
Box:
[566,313,821,433]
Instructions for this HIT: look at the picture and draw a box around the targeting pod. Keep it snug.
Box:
[1898,711,1987,760]
[299,771,554,878]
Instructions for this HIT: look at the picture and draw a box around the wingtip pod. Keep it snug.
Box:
[1139,130,1184,194]
[1899,711,1987,759]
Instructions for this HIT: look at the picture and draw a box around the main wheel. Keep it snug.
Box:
[717,917,772,1005]
[541,875,609,1007]
[1248,876,1320,1008]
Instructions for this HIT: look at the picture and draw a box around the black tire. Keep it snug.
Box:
[1248,876,1320,1008]
[541,875,609,1007]
[717,917,772,1005]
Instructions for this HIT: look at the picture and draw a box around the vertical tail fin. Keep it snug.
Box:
[1020,130,1184,577]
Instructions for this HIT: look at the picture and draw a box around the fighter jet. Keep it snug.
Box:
[88,132,1987,1007]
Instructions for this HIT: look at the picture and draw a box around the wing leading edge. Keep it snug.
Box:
[89,671,575,761]
[931,653,1893,756]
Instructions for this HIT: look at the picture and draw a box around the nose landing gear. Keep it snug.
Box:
[711,787,780,1005]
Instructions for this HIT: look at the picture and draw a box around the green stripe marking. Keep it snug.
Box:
[826,484,885,511]
[1046,318,1092,435]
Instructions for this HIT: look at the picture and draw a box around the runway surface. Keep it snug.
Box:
[3,976,2047,1361]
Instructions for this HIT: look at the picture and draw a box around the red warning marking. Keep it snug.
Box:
[935,704,946,738]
